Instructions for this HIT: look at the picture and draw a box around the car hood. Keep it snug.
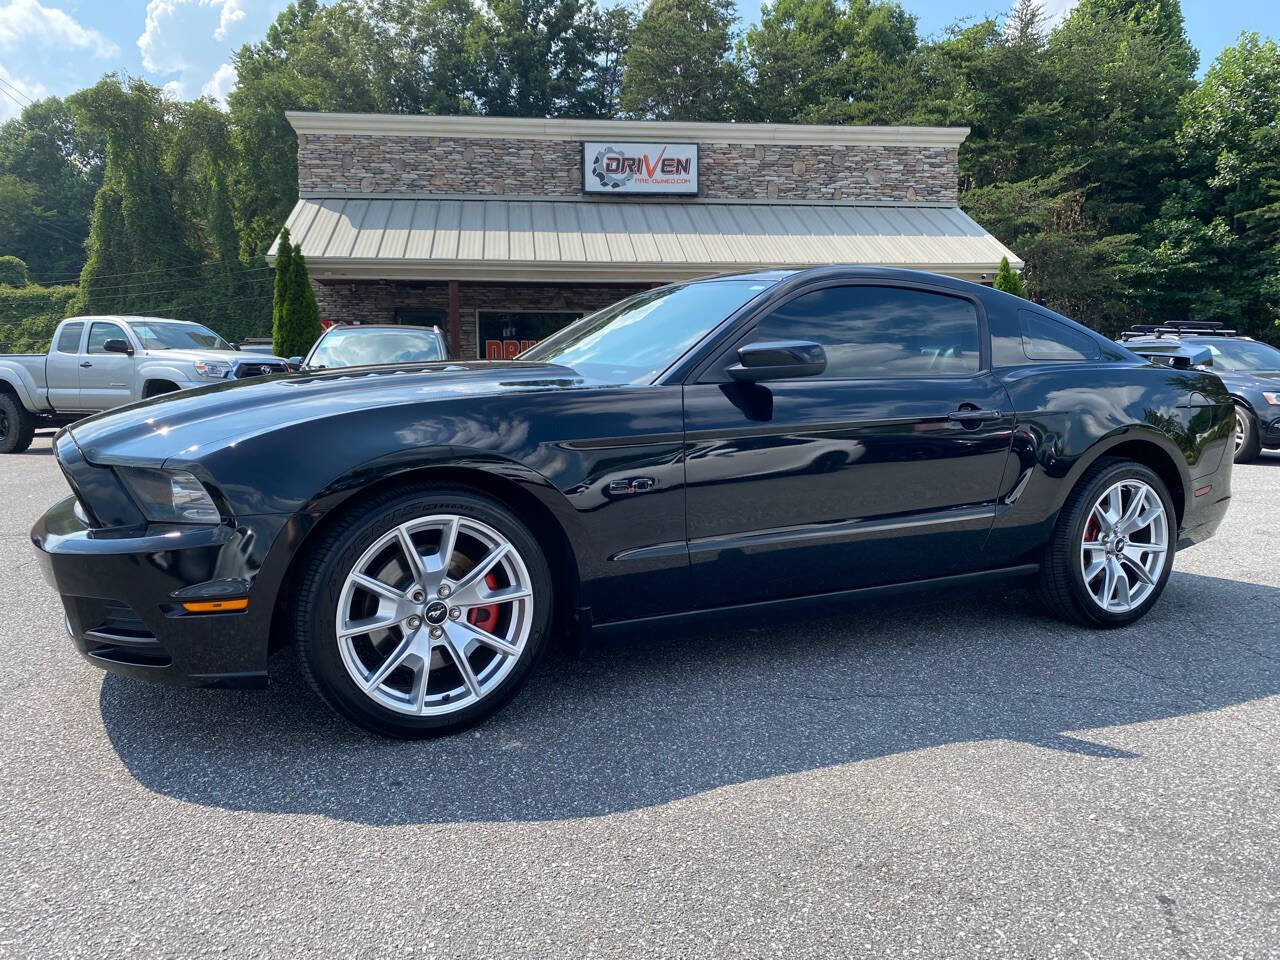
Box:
[1218,369,1280,388]
[67,360,586,465]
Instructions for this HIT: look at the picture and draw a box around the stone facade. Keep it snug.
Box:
[298,134,958,205]
[311,279,649,359]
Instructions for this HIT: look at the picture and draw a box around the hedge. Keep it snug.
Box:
[0,284,78,353]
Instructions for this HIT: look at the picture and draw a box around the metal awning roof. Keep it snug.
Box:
[274,196,1022,282]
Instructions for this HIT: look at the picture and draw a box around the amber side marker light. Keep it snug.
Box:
[181,598,249,613]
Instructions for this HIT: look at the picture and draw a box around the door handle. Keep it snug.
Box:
[946,407,1001,421]
[79,361,93,368]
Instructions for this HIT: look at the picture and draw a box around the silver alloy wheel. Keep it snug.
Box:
[1079,479,1169,614]
[335,514,534,716]
[1235,409,1247,453]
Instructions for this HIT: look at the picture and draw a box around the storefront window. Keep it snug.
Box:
[478,311,582,359]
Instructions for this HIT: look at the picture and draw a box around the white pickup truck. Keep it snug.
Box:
[0,315,291,453]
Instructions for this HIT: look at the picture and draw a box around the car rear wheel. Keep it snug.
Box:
[0,393,35,454]
[294,486,553,737]
[1234,406,1261,463]
[1036,460,1176,627]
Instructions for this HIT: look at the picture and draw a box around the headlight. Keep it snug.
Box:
[193,359,232,380]
[1262,392,1280,405]
[117,467,221,524]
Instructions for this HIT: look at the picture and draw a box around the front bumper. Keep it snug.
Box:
[31,494,289,688]
[1260,412,1280,448]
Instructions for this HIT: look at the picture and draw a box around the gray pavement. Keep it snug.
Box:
[1,433,1277,958]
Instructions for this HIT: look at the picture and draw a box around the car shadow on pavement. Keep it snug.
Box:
[100,570,1280,825]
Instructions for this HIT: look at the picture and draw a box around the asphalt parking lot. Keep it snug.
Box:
[1,434,1277,959]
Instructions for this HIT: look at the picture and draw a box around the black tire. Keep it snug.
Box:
[0,393,35,454]
[1233,405,1262,464]
[293,485,554,737]
[1036,459,1177,628]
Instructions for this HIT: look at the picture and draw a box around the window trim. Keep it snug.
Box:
[691,278,992,384]
[85,321,130,355]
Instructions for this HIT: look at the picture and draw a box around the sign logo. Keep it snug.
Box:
[582,141,698,195]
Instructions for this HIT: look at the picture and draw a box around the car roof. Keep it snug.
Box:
[65,315,196,325]
[322,324,443,332]
[1123,335,1257,346]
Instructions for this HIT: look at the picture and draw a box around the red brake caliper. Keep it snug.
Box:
[466,572,501,629]
[1085,515,1100,546]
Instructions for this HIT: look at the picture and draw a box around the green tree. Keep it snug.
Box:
[993,256,1027,297]
[621,0,741,120]
[585,4,635,118]
[368,0,481,114]
[0,97,103,281]
[228,0,401,257]
[466,0,605,117]
[271,228,295,357]
[68,77,199,318]
[1148,33,1280,335]
[739,0,850,123]
[0,255,29,286]
[273,240,321,358]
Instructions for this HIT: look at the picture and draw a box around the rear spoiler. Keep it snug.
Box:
[1125,342,1212,369]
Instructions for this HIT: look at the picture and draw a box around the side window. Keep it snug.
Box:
[55,322,84,354]
[754,285,982,378]
[86,322,127,354]
[1019,310,1100,361]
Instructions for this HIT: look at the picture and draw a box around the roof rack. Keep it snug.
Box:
[1119,320,1239,340]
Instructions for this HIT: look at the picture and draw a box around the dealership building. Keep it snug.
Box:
[274,111,1021,359]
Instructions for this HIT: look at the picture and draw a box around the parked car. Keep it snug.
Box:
[1119,322,1280,463]
[293,323,449,371]
[32,268,1234,737]
[0,316,291,453]
[236,338,279,357]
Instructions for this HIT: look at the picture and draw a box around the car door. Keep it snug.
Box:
[79,321,135,411]
[683,281,1015,608]
[45,321,85,410]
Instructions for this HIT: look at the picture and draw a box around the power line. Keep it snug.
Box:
[80,291,275,314]
[0,76,33,107]
[0,82,29,114]
[33,256,277,286]
[71,264,275,296]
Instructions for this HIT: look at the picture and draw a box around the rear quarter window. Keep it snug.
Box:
[1019,310,1100,361]
[55,322,84,354]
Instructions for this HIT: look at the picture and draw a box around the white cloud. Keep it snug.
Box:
[161,78,184,100]
[138,0,246,73]
[1040,0,1079,28]
[201,62,236,108]
[0,64,48,121]
[0,0,119,57]
[1008,0,1078,32]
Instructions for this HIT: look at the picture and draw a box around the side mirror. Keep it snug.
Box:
[103,338,133,356]
[727,340,826,382]
[288,357,303,369]
[230,342,241,351]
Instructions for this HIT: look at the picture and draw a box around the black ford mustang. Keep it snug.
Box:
[32,267,1234,737]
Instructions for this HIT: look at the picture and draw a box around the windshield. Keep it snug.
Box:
[1203,339,1280,372]
[129,320,231,351]
[521,279,777,383]
[307,327,444,369]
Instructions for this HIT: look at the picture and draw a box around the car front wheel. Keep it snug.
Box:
[1234,406,1261,463]
[1037,460,1176,627]
[294,486,553,737]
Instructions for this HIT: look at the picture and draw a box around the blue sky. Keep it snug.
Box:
[0,0,1276,122]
